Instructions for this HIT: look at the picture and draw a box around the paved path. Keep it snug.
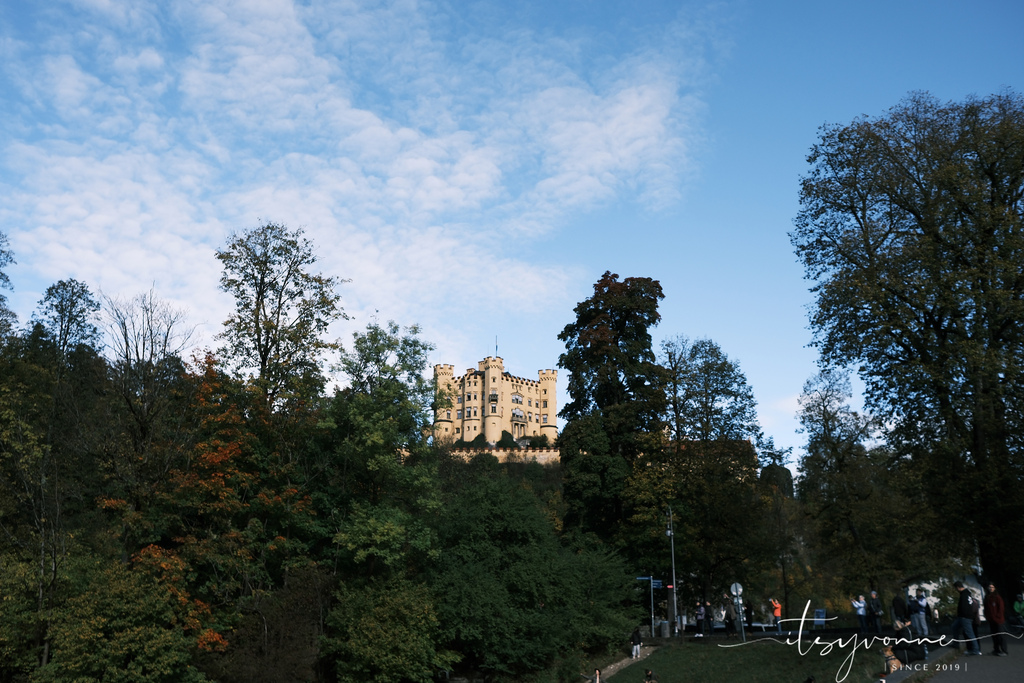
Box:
[885,629,1023,683]
[924,630,1023,683]
[600,645,658,679]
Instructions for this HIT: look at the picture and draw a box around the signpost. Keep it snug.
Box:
[730,582,746,642]
[666,505,679,636]
[636,576,656,636]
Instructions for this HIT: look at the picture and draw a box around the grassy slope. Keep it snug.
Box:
[606,637,885,683]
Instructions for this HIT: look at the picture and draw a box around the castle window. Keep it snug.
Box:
[456,428,460,433]
[491,405,496,413]
[543,400,548,408]
[543,414,548,423]
[457,410,462,419]
[528,399,532,406]
[457,396,462,403]
[528,412,532,422]
[446,411,451,419]
[473,408,477,417]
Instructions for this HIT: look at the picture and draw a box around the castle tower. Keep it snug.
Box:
[432,364,455,438]
[538,368,558,442]
[480,356,504,444]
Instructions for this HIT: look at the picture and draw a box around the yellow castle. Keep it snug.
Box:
[434,357,557,445]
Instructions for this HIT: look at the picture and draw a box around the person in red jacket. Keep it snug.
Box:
[984,583,1008,656]
[770,598,782,632]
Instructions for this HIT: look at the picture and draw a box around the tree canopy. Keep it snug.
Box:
[792,90,1024,593]
[556,271,667,537]
[217,222,345,405]
[0,231,15,336]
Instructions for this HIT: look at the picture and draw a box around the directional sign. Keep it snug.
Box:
[651,579,664,589]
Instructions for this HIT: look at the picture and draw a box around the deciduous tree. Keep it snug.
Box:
[217,222,344,406]
[557,271,667,536]
[791,91,1024,593]
[0,231,15,336]
[33,279,100,366]
[661,336,759,446]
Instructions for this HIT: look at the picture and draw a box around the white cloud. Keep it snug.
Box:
[1,0,716,366]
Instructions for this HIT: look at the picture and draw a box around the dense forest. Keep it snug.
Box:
[0,91,1021,683]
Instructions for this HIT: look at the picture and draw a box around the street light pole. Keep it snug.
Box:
[666,505,679,636]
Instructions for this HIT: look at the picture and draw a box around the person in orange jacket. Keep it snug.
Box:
[770,598,782,632]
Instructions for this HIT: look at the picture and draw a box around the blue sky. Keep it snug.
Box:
[1,0,1021,458]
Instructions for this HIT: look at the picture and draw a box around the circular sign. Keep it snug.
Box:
[730,582,743,597]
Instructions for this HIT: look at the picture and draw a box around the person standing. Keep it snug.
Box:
[892,588,908,628]
[724,594,738,638]
[868,591,884,633]
[909,589,929,637]
[984,583,1008,656]
[851,595,867,634]
[743,600,753,630]
[1013,593,1024,632]
[770,597,782,632]
[631,627,643,659]
[695,601,706,637]
[951,581,981,655]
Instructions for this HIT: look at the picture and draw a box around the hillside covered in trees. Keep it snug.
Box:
[1,90,1021,683]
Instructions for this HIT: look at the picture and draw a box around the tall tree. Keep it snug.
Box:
[101,289,194,552]
[32,279,100,367]
[795,370,955,592]
[557,271,667,537]
[629,336,769,606]
[791,91,1024,592]
[661,336,759,446]
[0,231,15,336]
[217,222,345,406]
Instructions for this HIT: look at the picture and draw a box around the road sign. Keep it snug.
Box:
[730,582,743,597]
[652,579,664,589]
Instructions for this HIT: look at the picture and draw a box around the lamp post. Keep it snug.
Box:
[666,505,679,635]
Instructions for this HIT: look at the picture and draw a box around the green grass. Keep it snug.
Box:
[606,636,886,683]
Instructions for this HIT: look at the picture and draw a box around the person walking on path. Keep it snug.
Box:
[951,581,982,655]
[984,583,1009,656]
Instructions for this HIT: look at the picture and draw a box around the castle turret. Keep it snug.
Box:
[432,364,455,438]
[538,368,558,442]
[480,356,504,444]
